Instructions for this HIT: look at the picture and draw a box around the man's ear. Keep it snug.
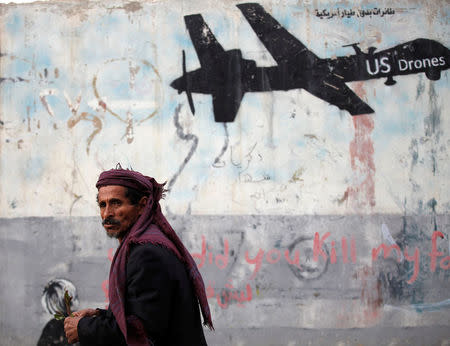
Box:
[138,196,148,214]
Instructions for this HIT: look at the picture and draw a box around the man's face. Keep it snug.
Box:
[97,185,145,240]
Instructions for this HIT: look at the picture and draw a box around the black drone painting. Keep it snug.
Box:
[171,3,450,122]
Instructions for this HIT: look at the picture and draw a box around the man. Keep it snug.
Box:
[64,167,213,345]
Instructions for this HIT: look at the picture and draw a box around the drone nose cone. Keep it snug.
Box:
[170,77,183,93]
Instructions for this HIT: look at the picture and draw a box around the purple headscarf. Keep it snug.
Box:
[96,168,213,345]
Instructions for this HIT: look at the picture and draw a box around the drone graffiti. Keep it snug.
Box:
[171,3,449,122]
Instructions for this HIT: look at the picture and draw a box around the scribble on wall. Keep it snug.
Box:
[171,3,449,122]
[286,236,329,280]
[92,58,162,144]
[15,56,163,154]
[38,279,79,346]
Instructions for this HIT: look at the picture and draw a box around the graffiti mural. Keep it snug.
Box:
[0,0,449,345]
[171,3,449,121]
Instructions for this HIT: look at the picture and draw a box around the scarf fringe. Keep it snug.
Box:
[204,321,215,331]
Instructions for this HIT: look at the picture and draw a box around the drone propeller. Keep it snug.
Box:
[182,50,195,115]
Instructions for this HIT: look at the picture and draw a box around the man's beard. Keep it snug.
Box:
[106,229,129,239]
[102,218,128,239]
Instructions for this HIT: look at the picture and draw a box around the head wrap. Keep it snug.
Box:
[96,168,213,345]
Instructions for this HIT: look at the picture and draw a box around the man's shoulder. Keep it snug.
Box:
[126,242,186,282]
[128,242,180,265]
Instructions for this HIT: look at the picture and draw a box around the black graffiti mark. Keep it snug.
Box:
[0,53,32,84]
[415,75,426,100]
[212,123,229,168]
[377,216,425,304]
[38,67,59,84]
[376,209,450,307]
[0,54,57,85]
[409,139,419,168]
[426,83,441,176]
[315,7,396,19]
[0,77,29,84]
[230,142,263,182]
[223,230,245,277]
[377,257,408,302]
[427,198,438,231]
[167,104,199,192]
[426,83,441,137]
[171,3,449,122]
[286,236,329,281]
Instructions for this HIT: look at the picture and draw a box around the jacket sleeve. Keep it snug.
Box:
[125,243,174,342]
[77,309,126,346]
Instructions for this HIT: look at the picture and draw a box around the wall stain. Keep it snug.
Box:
[425,83,441,139]
[336,189,349,205]
[341,82,376,210]
[123,2,143,13]
[409,139,419,169]
[67,109,102,155]
[346,114,376,209]
[289,167,304,183]
[360,266,383,324]
[425,83,441,176]
[415,76,425,100]
[304,134,318,140]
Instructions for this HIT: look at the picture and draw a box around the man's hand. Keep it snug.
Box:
[72,308,98,318]
[64,315,82,344]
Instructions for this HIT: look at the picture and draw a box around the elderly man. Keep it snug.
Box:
[64,167,213,345]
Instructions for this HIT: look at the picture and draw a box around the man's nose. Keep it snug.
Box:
[103,204,114,218]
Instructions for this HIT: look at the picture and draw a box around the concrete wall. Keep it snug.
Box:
[0,0,449,345]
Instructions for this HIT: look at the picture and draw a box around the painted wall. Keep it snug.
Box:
[0,0,449,345]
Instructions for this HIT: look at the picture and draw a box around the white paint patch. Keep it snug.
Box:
[381,223,404,261]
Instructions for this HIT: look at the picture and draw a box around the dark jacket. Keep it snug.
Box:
[78,243,207,346]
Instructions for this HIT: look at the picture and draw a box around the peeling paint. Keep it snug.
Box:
[123,1,143,13]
